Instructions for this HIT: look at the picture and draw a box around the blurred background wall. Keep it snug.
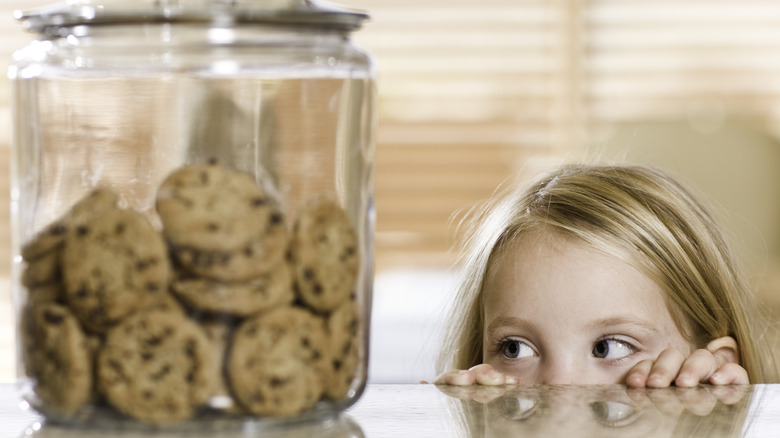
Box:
[1,0,779,383]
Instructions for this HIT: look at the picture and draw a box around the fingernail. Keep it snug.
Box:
[487,369,502,381]
[676,373,693,387]
[710,372,724,385]
[625,372,642,387]
[648,374,664,387]
[505,375,519,385]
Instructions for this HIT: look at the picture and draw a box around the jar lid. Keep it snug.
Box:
[16,0,369,35]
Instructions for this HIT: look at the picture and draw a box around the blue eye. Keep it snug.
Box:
[592,338,636,359]
[500,339,536,359]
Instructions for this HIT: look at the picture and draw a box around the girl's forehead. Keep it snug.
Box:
[482,231,677,331]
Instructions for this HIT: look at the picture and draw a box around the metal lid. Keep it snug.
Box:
[16,0,369,34]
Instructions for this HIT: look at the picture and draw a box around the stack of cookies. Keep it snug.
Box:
[19,161,363,425]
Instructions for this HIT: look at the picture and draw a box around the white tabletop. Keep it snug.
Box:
[3,383,780,437]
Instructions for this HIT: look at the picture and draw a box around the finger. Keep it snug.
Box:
[470,364,517,386]
[625,359,653,387]
[675,349,719,387]
[709,362,749,386]
[433,369,476,386]
[647,349,686,388]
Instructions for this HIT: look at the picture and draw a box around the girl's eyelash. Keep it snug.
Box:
[600,335,638,351]
[493,337,513,354]
[596,335,640,363]
[494,336,536,358]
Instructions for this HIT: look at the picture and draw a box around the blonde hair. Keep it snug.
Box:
[437,164,776,383]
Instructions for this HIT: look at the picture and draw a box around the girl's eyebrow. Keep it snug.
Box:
[587,317,660,335]
[485,315,536,336]
[485,316,660,336]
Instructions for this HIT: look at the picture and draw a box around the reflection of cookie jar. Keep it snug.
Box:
[9,0,376,428]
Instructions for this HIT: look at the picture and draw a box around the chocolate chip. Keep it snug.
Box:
[43,309,65,325]
[151,364,171,380]
[51,224,67,236]
[185,339,196,358]
[250,391,264,403]
[245,323,258,336]
[115,223,126,235]
[251,197,266,207]
[76,226,89,237]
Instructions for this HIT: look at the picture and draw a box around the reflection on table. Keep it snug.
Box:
[435,384,764,438]
[6,383,780,437]
[18,411,364,438]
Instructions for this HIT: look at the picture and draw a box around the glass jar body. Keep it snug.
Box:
[9,21,375,428]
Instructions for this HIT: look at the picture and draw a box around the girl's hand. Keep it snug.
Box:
[625,336,747,388]
[433,363,519,386]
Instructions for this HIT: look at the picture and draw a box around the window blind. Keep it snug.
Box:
[337,0,573,267]
[336,0,780,269]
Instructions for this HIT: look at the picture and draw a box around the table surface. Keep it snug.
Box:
[2,383,780,437]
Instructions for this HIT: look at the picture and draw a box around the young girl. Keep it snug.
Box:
[434,164,776,387]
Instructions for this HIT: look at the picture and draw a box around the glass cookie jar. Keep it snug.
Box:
[8,0,376,428]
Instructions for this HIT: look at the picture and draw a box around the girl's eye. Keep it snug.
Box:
[592,338,637,359]
[499,339,536,359]
[590,401,639,427]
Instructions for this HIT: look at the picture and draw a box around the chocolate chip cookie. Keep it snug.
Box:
[97,310,217,424]
[227,306,329,416]
[156,163,288,272]
[291,198,359,312]
[325,299,362,401]
[171,258,294,317]
[21,187,120,262]
[21,302,93,416]
[62,207,170,332]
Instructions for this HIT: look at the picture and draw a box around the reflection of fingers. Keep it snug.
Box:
[709,363,749,386]
[625,386,650,404]
[470,364,513,386]
[434,369,476,386]
[675,349,717,387]
[645,388,687,417]
[648,349,685,388]
[625,360,653,387]
[675,386,717,416]
[434,383,478,400]
[710,384,751,405]
[471,386,508,404]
